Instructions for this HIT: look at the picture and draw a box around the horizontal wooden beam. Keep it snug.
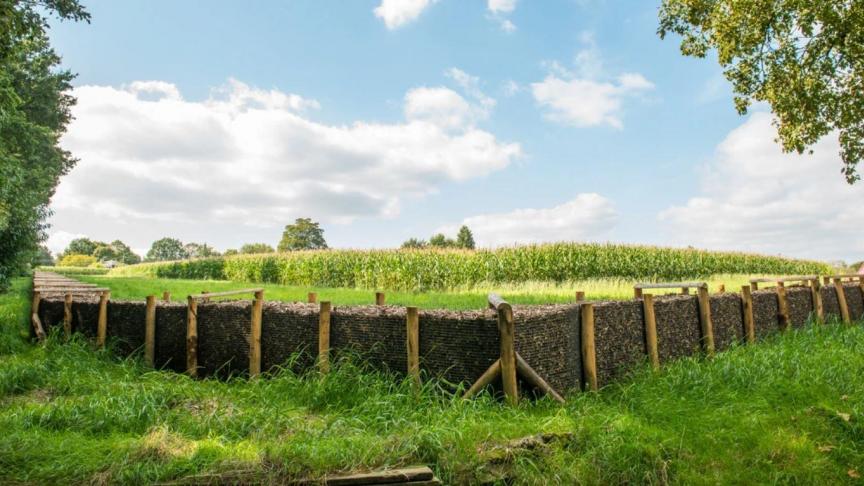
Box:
[488,293,508,310]
[748,275,817,284]
[34,287,110,293]
[634,282,707,290]
[189,288,264,300]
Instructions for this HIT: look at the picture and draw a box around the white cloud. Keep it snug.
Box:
[53,79,521,248]
[531,34,653,129]
[441,194,619,247]
[374,0,436,29]
[45,230,86,256]
[498,19,517,33]
[486,0,517,32]
[659,112,864,261]
[445,68,496,109]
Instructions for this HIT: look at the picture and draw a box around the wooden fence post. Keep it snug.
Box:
[834,278,851,324]
[681,287,690,295]
[406,306,420,387]
[375,292,386,306]
[30,290,45,341]
[318,301,331,374]
[696,286,715,356]
[186,296,198,377]
[741,286,756,344]
[162,291,171,302]
[144,295,156,367]
[823,276,831,286]
[97,291,110,348]
[63,293,73,341]
[718,284,726,293]
[751,282,759,291]
[634,287,643,299]
[307,292,317,304]
[575,291,585,301]
[642,293,659,370]
[776,282,791,331]
[581,303,598,391]
[810,279,824,323]
[497,302,518,405]
[249,290,264,377]
[201,290,210,303]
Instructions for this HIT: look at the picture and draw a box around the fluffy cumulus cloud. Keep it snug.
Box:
[659,112,864,261]
[486,0,517,32]
[374,0,436,29]
[52,79,521,246]
[531,33,653,129]
[441,194,619,247]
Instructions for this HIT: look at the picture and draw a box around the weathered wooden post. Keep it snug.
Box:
[144,295,156,367]
[581,302,598,391]
[375,292,386,306]
[833,278,851,324]
[681,287,690,295]
[97,291,110,348]
[491,297,518,405]
[751,281,759,291]
[575,291,585,301]
[696,286,715,356]
[642,294,659,370]
[249,290,264,377]
[186,296,198,377]
[307,292,317,304]
[741,286,756,344]
[162,291,171,302]
[406,306,420,387]
[810,279,824,323]
[63,293,73,340]
[318,301,331,374]
[776,282,790,331]
[633,287,643,299]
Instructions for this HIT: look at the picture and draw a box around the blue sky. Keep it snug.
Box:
[44,0,863,262]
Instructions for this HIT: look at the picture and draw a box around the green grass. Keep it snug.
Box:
[107,243,831,292]
[82,274,788,309]
[2,277,864,484]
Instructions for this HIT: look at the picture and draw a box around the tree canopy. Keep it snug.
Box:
[659,0,864,183]
[240,243,275,254]
[456,225,476,249]
[278,218,328,251]
[146,238,188,262]
[0,0,90,288]
[61,238,141,265]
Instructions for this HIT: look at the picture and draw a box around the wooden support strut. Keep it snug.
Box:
[31,290,45,341]
[741,285,756,344]
[375,291,386,306]
[318,301,331,374]
[63,293,73,340]
[144,296,156,367]
[776,282,790,331]
[581,302,598,391]
[834,278,851,324]
[496,301,518,405]
[186,296,198,377]
[642,293,659,370]
[97,291,110,348]
[515,353,565,403]
[811,278,824,324]
[249,290,264,377]
[696,286,715,356]
[406,306,420,387]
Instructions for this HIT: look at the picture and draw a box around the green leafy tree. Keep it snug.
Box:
[184,242,219,259]
[223,249,239,256]
[63,238,100,258]
[92,244,117,262]
[240,243,275,254]
[109,240,141,265]
[659,0,864,183]
[146,238,188,262]
[30,245,53,267]
[456,225,475,249]
[0,1,90,289]
[428,233,456,248]
[278,218,328,251]
[400,238,428,249]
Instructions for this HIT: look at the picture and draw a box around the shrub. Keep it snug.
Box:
[58,254,97,267]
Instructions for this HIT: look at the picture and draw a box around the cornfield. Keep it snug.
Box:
[107,243,832,292]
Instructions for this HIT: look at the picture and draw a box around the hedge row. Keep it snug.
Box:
[106,243,833,291]
[37,266,110,276]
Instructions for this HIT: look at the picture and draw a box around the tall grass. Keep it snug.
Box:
[108,243,831,291]
[1,277,863,483]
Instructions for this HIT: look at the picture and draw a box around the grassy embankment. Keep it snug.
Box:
[2,277,863,484]
[83,274,792,309]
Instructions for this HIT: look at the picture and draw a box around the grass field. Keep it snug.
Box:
[2,277,864,483]
[80,274,790,309]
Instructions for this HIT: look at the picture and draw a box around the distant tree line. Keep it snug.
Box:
[402,225,475,250]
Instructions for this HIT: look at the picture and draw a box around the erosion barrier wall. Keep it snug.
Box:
[36,282,864,392]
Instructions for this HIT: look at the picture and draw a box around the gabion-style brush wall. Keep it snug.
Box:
[36,283,864,391]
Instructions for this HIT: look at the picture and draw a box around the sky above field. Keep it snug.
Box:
[44,0,864,262]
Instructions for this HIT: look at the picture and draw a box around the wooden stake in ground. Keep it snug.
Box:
[375,292,386,306]
[681,287,690,295]
[776,282,791,331]
[810,279,824,323]
[496,300,518,405]
[318,301,331,374]
[642,293,659,370]
[633,287,643,299]
[162,291,170,302]
[144,295,156,367]
[186,296,198,377]
[249,290,264,377]
[406,306,420,387]
[63,293,73,340]
[834,278,851,324]
[741,286,756,344]
[581,303,598,391]
[575,291,585,302]
[696,286,715,356]
[97,291,110,348]
[307,292,317,304]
